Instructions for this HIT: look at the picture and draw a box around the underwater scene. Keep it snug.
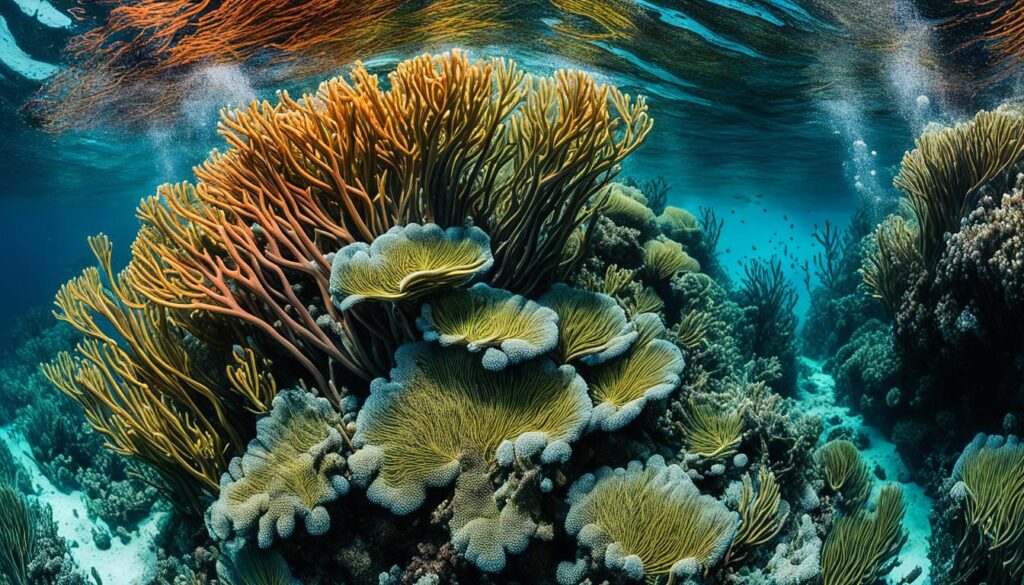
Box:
[3,1,1024,584]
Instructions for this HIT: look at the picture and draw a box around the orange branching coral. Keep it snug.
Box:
[40,235,257,511]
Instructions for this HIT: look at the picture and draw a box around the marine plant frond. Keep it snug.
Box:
[417,283,558,371]
[348,343,591,515]
[949,433,1024,583]
[860,214,921,316]
[578,264,637,298]
[672,309,713,351]
[657,206,702,248]
[894,106,1024,268]
[817,440,872,510]
[821,483,908,585]
[217,543,297,585]
[539,284,638,365]
[619,286,665,318]
[677,398,744,461]
[226,346,278,415]
[563,455,739,581]
[724,467,788,566]
[0,483,35,585]
[644,239,700,280]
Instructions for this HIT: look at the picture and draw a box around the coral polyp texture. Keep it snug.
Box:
[561,456,739,583]
[539,284,638,365]
[821,483,908,585]
[585,315,684,431]
[349,343,591,515]
[330,223,493,311]
[207,389,350,548]
[948,434,1024,582]
[416,283,559,371]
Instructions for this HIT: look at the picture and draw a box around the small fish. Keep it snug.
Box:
[725,248,731,253]
[740,219,746,224]
[783,215,788,221]
[751,245,757,251]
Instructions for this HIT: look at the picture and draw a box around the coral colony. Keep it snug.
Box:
[2,48,1024,585]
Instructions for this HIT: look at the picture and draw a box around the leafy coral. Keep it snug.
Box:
[330,223,494,311]
[207,389,350,548]
[417,283,558,371]
[657,206,702,249]
[586,313,684,431]
[644,239,700,280]
[817,440,872,510]
[539,284,638,365]
[349,343,591,515]
[562,455,739,582]
[678,398,744,460]
[821,483,908,585]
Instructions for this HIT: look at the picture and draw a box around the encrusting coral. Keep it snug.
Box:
[820,483,908,585]
[207,389,350,549]
[561,455,739,583]
[330,224,494,311]
[539,284,639,365]
[349,342,590,515]
[416,283,559,371]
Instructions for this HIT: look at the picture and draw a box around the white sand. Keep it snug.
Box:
[798,357,932,584]
[0,426,165,585]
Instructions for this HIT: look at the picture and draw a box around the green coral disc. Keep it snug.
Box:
[330,223,493,311]
[539,284,638,365]
[586,314,684,432]
[417,283,559,371]
[562,455,738,582]
[207,389,349,548]
[349,342,591,515]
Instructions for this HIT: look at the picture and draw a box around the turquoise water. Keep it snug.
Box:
[0,1,1022,584]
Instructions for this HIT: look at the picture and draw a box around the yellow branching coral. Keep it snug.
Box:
[329,223,493,311]
[41,235,245,511]
[724,467,788,566]
[562,455,739,582]
[349,343,591,515]
[894,106,1024,267]
[949,433,1024,583]
[417,283,558,371]
[539,284,638,365]
[586,314,684,431]
[644,239,700,280]
[821,483,908,585]
[818,440,873,510]
[678,399,743,460]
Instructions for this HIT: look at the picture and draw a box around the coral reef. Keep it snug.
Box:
[539,284,638,365]
[820,484,907,585]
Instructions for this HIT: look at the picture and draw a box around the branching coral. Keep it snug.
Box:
[349,343,590,515]
[644,239,700,280]
[539,284,638,365]
[678,399,744,460]
[817,440,872,510]
[416,283,558,371]
[41,235,245,512]
[893,106,1024,268]
[562,455,739,582]
[0,482,34,585]
[948,433,1024,583]
[330,224,494,311]
[207,389,350,548]
[586,314,684,431]
[724,467,788,566]
[821,483,908,585]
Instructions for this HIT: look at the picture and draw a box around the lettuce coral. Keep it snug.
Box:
[417,283,558,371]
[657,206,702,249]
[349,343,591,515]
[586,313,684,431]
[561,455,739,583]
[330,223,493,311]
[207,389,350,548]
[539,284,638,365]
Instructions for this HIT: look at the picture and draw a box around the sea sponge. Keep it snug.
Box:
[644,239,700,280]
[816,440,872,509]
[416,283,558,371]
[349,343,591,515]
[207,389,350,548]
[539,284,638,365]
[586,314,684,432]
[821,483,907,585]
[561,455,738,583]
[657,206,702,249]
[330,223,493,311]
[449,452,537,572]
[948,433,1024,582]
